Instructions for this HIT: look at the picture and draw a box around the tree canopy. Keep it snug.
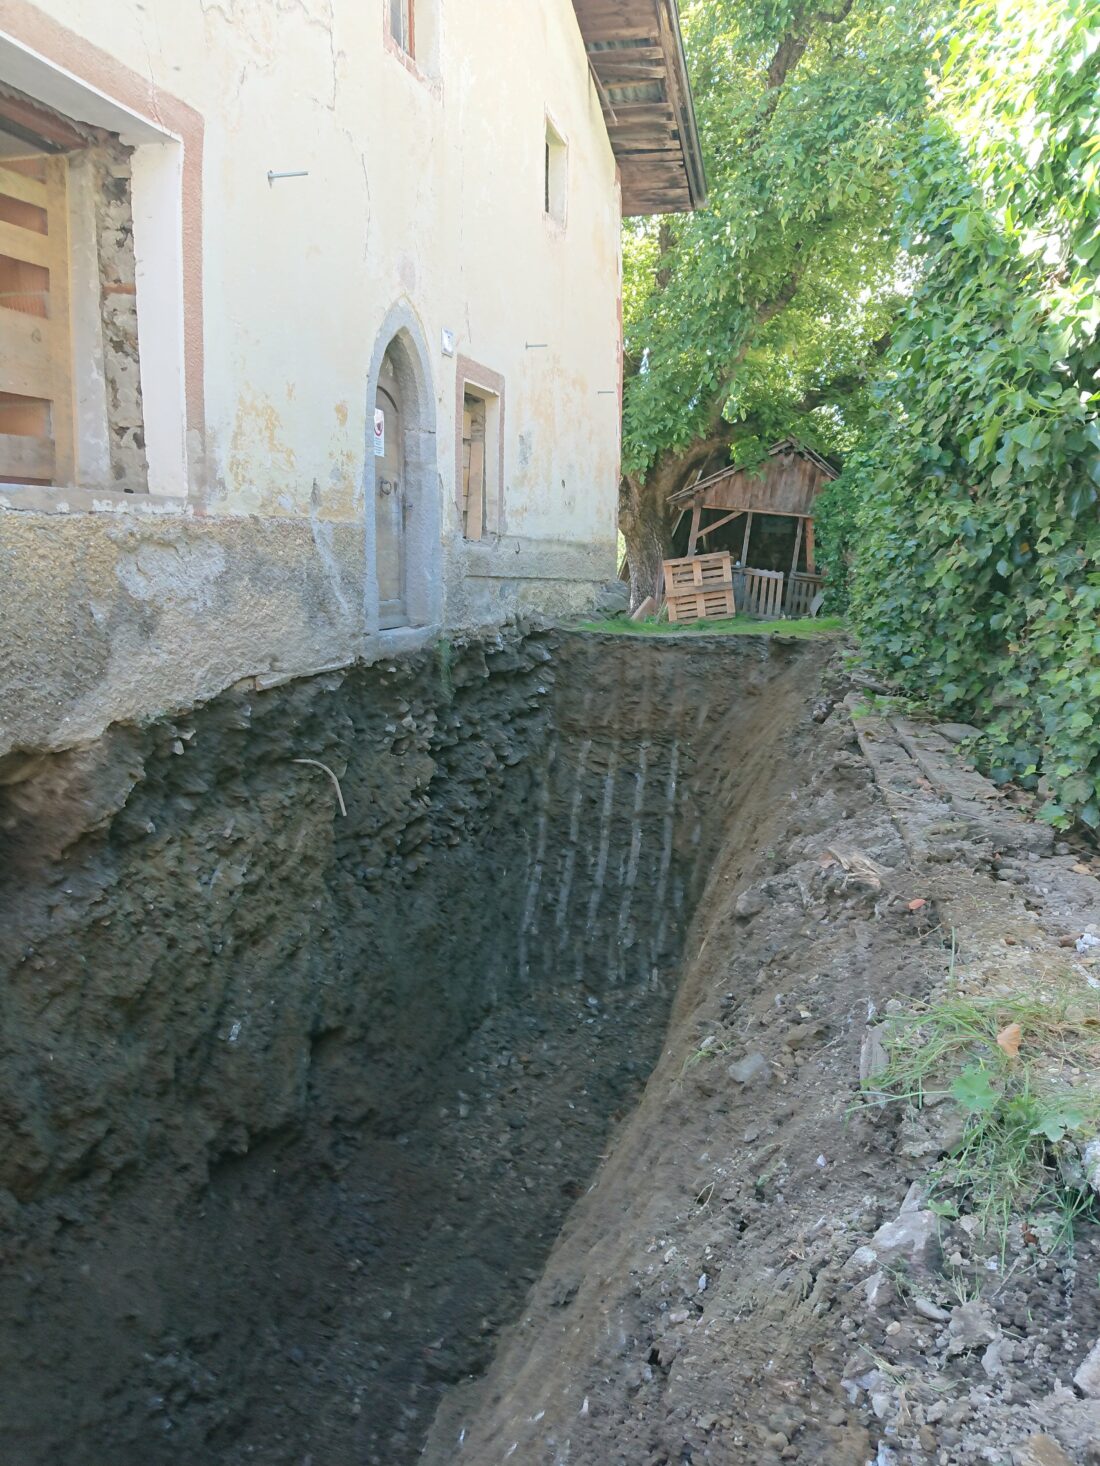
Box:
[823,0,1100,826]
[618,0,941,599]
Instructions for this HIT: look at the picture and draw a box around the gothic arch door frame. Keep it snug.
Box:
[364,305,441,635]
[374,362,406,628]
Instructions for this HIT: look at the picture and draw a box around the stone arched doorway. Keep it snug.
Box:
[365,307,440,633]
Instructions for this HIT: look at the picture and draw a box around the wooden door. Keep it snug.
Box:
[375,355,407,628]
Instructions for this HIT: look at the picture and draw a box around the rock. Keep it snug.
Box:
[933,723,981,745]
[1080,1138,1100,1195]
[864,1271,891,1309]
[912,1296,950,1323]
[947,1301,1000,1356]
[849,1209,939,1274]
[859,1028,890,1085]
[982,1335,1009,1377]
[727,1053,771,1086]
[1074,1338,1100,1398]
[734,886,766,920]
[783,1022,824,1051]
[1012,1436,1076,1466]
[592,581,629,615]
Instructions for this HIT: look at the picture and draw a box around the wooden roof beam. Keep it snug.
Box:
[571,0,706,215]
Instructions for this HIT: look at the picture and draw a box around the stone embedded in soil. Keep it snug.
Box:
[859,1027,889,1084]
[734,885,767,919]
[1073,1337,1100,1398]
[947,1301,1000,1356]
[848,1208,939,1274]
[1012,1436,1076,1466]
[727,1053,771,1085]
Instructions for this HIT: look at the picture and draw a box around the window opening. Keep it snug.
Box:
[462,392,486,540]
[0,143,73,485]
[0,83,148,491]
[387,0,413,56]
[544,117,566,224]
[459,380,502,541]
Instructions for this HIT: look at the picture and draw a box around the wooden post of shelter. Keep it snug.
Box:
[741,511,753,567]
[686,494,702,557]
[789,516,804,582]
[804,519,816,575]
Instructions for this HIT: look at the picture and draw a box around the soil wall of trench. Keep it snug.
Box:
[0,624,821,1465]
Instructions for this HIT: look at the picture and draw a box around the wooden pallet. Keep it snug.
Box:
[663,552,735,624]
[785,571,824,618]
[735,567,784,619]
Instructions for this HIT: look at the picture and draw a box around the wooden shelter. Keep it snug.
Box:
[667,440,837,613]
[572,0,707,215]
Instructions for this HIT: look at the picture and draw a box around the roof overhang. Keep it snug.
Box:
[572,0,706,216]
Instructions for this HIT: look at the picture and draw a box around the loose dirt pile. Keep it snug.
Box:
[425,657,1100,1466]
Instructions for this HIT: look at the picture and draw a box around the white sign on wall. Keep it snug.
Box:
[373,408,385,457]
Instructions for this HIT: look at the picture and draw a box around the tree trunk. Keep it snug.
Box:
[620,433,735,608]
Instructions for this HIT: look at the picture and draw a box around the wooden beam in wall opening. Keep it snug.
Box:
[741,510,753,566]
[686,494,702,556]
[695,508,745,541]
[789,516,804,581]
[466,434,485,542]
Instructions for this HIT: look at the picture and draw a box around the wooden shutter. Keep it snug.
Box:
[0,154,73,485]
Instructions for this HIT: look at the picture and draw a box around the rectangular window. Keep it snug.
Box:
[387,0,413,57]
[544,117,567,225]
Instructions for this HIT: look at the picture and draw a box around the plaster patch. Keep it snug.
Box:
[116,536,227,610]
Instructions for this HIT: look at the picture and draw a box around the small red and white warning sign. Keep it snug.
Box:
[373,408,385,458]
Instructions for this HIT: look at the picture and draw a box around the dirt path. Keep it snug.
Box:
[424,662,1100,1466]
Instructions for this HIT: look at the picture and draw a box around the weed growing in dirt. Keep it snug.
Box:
[679,1033,735,1081]
[862,981,1100,1248]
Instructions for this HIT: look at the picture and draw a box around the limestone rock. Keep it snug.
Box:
[1012,1436,1075,1466]
[1074,1338,1100,1398]
[727,1053,771,1086]
[848,1209,939,1274]
[734,886,767,920]
[859,1028,890,1085]
[947,1301,1000,1356]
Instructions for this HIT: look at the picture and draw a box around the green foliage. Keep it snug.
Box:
[812,451,869,613]
[621,0,939,478]
[844,0,1100,826]
[864,980,1100,1244]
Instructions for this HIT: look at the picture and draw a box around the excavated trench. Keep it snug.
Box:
[0,626,822,1466]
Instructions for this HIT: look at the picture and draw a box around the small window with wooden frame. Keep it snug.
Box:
[386,0,414,57]
[0,83,148,491]
[456,358,504,541]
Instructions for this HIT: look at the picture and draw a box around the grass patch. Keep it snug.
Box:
[578,613,844,639]
[863,979,1100,1247]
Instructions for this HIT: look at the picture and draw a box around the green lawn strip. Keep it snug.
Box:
[577,614,844,639]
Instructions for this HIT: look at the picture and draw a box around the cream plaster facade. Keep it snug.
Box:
[0,0,625,755]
